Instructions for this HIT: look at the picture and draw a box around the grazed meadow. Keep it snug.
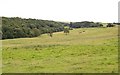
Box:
[2,27,118,73]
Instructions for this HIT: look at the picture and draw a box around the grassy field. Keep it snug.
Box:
[2,27,118,73]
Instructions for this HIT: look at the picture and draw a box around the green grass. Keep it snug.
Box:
[0,41,2,74]
[2,27,118,73]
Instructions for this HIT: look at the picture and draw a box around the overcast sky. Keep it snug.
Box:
[0,0,119,23]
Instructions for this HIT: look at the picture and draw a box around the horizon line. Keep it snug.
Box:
[1,16,117,23]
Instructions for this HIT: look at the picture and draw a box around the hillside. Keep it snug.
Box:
[2,17,65,39]
[2,17,116,40]
[2,27,118,73]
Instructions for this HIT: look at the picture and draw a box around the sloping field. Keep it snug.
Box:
[2,27,118,73]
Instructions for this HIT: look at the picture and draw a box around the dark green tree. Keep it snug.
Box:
[64,26,70,35]
[107,23,115,27]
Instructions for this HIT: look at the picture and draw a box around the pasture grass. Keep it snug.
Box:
[2,27,118,73]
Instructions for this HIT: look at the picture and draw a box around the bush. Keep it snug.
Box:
[107,23,115,27]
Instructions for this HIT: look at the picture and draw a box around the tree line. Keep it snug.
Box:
[2,17,64,39]
[1,17,117,39]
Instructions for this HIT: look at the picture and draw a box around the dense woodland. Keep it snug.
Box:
[1,17,117,39]
[2,17,65,39]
